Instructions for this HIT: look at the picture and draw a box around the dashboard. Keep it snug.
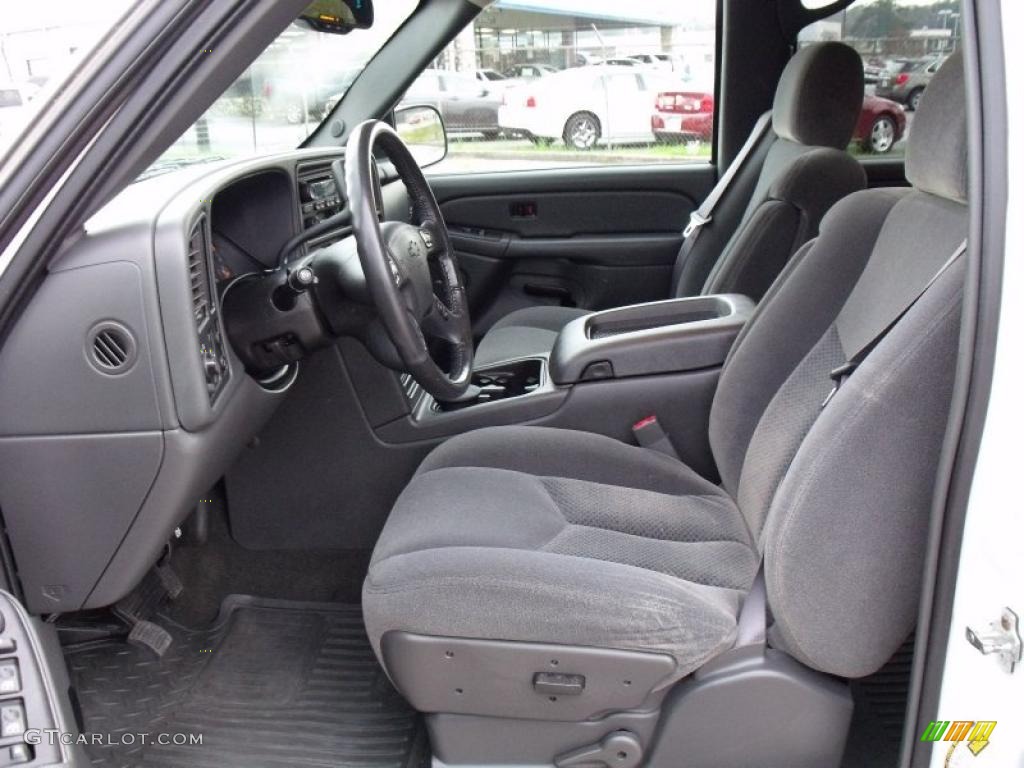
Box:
[0,149,410,616]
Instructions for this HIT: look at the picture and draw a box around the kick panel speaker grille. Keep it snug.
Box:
[88,323,137,374]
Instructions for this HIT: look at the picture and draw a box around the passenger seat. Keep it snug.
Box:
[475,42,868,367]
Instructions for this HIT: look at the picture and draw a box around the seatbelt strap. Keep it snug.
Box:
[676,110,773,263]
[822,239,967,409]
[734,565,766,647]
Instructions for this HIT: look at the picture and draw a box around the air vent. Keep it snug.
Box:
[188,217,211,326]
[87,322,137,374]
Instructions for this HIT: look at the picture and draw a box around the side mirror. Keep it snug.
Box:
[394,104,447,169]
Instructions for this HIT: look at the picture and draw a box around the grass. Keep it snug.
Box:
[447,137,712,163]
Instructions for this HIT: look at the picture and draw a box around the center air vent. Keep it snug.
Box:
[88,322,137,374]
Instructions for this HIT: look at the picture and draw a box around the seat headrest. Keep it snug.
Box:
[772,43,864,149]
[905,52,967,203]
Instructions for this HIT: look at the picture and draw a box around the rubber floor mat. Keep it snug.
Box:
[64,596,424,768]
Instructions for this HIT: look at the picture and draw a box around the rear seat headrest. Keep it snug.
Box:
[905,51,967,203]
[772,42,864,150]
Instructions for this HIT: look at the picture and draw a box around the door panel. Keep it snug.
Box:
[428,164,715,338]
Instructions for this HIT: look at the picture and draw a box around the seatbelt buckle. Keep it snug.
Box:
[632,415,680,460]
[683,210,712,239]
[821,361,858,409]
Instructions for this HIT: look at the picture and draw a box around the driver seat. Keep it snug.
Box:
[363,54,967,767]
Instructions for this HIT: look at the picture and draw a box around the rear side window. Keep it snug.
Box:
[402,0,718,174]
[798,0,961,158]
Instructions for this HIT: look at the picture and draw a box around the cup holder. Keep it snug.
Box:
[435,359,544,412]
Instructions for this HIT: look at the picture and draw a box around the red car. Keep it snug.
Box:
[652,91,907,154]
[854,94,908,154]
[651,91,715,143]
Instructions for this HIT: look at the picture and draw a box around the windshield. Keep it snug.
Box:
[143,0,417,180]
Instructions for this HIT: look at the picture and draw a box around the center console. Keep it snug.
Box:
[434,359,544,413]
[550,295,753,384]
[385,294,754,445]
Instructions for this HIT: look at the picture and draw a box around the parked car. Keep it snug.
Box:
[876,56,946,111]
[500,66,680,149]
[862,57,887,85]
[400,69,503,137]
[651,89,715,143]
[853,94,907,153]
[651,90,906,154]
[601,57,642,67]
[504,63,558,80]
[626,53,676,71]
[474,69,507,83]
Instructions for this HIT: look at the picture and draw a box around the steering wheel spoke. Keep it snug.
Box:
[418,223,444,256]
[422,295,465,343]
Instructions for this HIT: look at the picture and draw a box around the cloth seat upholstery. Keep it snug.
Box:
[365,53,968,683]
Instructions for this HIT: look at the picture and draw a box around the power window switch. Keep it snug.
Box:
[0,701,25,738]
[0,661,19,695]
[0,638,14,655]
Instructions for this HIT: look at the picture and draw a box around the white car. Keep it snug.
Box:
[474,69,506,83]
[601,57,642,67]
[504,63,558,81]
[626,53,676,71]
[499,66,682,149]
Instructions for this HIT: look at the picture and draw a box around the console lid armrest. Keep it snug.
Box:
[549,294,754,385]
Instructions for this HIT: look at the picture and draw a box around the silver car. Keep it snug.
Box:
[876,56,947,111]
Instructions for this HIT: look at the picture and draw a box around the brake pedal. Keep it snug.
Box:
[126,618,173,658]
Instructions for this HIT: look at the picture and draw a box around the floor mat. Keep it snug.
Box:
[65,597,424,768]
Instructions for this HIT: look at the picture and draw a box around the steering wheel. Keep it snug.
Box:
[339,120,473,401]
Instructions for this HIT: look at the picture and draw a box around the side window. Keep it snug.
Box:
[402,0,717,174]
[798,0,961,158]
